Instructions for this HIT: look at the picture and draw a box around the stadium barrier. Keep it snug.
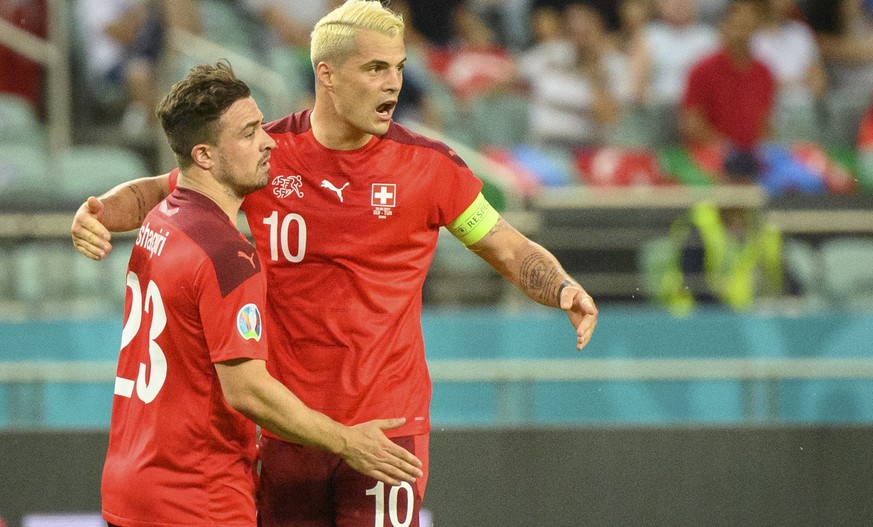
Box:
[2,307,873,427]
[3,426,873,527]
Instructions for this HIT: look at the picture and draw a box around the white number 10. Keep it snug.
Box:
[114,271,168,403]
[263,211,307,262]
[366,481,414,527]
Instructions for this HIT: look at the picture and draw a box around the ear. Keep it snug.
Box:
[190,144,213,170]
[315,61,333,89]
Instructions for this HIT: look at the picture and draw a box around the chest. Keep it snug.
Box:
[243,145,441,264]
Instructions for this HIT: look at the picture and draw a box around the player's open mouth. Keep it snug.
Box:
[376,101,396,119]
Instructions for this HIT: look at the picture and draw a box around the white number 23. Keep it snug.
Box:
[114,271,168,403]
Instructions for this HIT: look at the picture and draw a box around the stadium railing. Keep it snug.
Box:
[4,355,873,426]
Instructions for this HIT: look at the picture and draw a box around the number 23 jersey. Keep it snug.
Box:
[102,189,269,527]
[242,110,482,437]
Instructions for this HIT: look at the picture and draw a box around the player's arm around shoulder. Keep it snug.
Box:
[446,193,598,350]
[70,173,172,260]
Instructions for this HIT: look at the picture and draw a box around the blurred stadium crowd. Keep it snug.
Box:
[3,0,873,191]
[1,0,873,313]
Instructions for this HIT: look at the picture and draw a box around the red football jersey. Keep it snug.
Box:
[102,188,269,527]
[169,111,482,438]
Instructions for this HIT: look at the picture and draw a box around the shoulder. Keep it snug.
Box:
[170,192,262,298]
[383,122,469,169]
[692,50,725,73]
[264,109,312,135]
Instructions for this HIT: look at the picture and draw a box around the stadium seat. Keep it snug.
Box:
[0,144,54,209]
[425,231,502,306]
[822,90,868,147]
[819,237,873,309]
[268,47,315,111]
[0,94,46,148]
[638,236,681,302]
[772,100,822,144]
[13,240,121,317]
[657,146,715,186]
[782,238,827,308]
[198,0,261,60]
[609,104,655,148]
[426,82,474,146]
[56,145,151,202]
[467,93,530,148]
[856,150,873,193]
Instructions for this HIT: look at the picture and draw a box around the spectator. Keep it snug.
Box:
[751,0,827,142]
[680,0,774,180]
[385,0,445,129]
[681,0,830,194]
[630,0,719,106]
[75,0,200,146]
[697,0,731,24]
[644,200,784,315]
[241,0,341,110]
[814,0,873,99]
[614,0,652,56]
[520,2,631,153]
[809,0,873,144]
[466,0,538,50]
[517,4,564,69]
[428,3,520,103]
[244,0,340,49]
[0,0,46,115]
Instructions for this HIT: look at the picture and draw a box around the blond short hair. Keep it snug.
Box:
[310,0,405,68]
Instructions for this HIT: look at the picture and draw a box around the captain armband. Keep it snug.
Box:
[446,193,499,246]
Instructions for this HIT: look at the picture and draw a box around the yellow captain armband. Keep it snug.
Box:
[446,193,500,246]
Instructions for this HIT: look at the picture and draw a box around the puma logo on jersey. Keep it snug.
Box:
[321,179,349,202]
[237,250,256,268]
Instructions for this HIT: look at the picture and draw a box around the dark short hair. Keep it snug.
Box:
[156,60,251,167]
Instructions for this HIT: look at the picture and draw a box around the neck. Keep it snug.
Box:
[310,93,373,150]
[725,41,753,65]
[176,168,243,225]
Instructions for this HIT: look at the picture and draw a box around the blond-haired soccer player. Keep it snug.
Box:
[100,61,420,527]
[74,3,598,525]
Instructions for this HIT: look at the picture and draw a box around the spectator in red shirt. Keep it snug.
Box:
[680,0,774,180]
[0,0,47,115]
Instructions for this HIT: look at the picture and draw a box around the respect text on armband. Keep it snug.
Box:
[455,202,490,237]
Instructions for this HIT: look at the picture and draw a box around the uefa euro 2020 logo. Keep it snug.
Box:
[237,304,262,342]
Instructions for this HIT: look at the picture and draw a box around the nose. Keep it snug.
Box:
[385,68,402,92]
[261,129,277,150]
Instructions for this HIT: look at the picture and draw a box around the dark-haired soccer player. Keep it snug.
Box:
[74,2,599,526]
[99,60,420,527]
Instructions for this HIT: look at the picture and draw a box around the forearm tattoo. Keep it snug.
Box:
[519,253,564,306]
[127,185,150,225]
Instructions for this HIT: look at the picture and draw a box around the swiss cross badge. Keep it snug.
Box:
[371,183,396,219]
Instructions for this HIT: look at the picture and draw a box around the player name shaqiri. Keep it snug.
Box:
[135,222,170,258]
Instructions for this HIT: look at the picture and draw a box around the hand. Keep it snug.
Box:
[560,284,598,351]
[71,196,112,260]
[340,418,424,486]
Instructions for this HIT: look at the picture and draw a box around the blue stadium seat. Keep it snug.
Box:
[820,237,873,309]
[56,145,151,202]
[0,94,46,148]
[467,93,530,148]
[0,144,54,208]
